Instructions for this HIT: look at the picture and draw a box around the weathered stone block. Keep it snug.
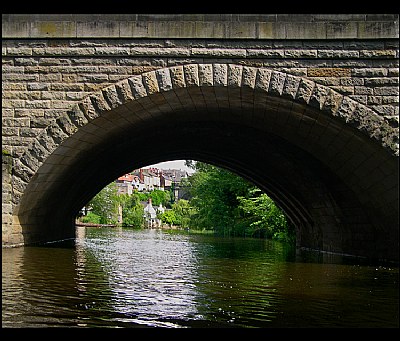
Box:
[192,48,245,57]
[282,74,300,99]
[227,64,242,87]
[115,78,134,103]
[66,105,89,127]
[102,85,121,109]
[128,75,148,98]
[308,68,351,77]
[156,68,173,92]
[322,89,344,114]
[268,71,286,95]
[335,96,358,122]
[56,115,78,136]
[309,84,329,110]
[169,65,186,88]
[198,64,213,86]
[255,68,272,92]
[247,49,284,58]
[142,71,159,95]
[13,158,34,183]
[241,66,257,89]
[211,64,226,87]
[296,78,315,104]
[183,64,199,87]
[87,91,111,116]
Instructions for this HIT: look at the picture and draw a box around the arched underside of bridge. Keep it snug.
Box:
[12,64,399,262]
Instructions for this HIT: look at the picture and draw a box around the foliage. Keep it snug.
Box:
[159,199,196,228]
[159,209,178,226]
[119,192,145,227]
[171,199,195,228]
[80,211,102,224]
[87,182,119,224]
[184,162,294,243]
[237,188,292,241]
[138,189,171,207]
[185,162,253,236]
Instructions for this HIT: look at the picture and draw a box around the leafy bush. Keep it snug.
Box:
[81,212,102,224]
[119,192,144,227]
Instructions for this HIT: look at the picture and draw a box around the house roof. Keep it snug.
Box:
[162,169,188,182]
[117,174,134,182]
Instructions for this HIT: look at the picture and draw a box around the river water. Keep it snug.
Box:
[2,227,399,328]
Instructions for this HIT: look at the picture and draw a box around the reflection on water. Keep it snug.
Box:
[2,227,399,328]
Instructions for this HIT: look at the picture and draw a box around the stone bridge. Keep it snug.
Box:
[2,14,399,262]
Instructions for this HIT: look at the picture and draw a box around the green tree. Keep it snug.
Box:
[138,189,171,207]
[119,191,145,227]
[159,200,196,228]
[87,182,119,224]
[237,188,292,241]
[80,211,102,224]
[185,162,252,236]
[159,210,178,226]
[171,199,195,228]
[185,162,293,242]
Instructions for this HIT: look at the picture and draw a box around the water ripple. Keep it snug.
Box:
[2,228,399,328]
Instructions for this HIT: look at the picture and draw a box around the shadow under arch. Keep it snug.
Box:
[12,63,399,262]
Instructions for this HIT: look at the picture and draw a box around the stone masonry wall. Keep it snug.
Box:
[1,15,399,255]
[2,37,399,160]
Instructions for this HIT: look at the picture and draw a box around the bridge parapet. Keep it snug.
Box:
[2,14,399,39]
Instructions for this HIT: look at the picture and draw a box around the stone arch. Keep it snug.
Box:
[11,63,399,261]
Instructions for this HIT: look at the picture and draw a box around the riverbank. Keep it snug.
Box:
[75,222,117,228]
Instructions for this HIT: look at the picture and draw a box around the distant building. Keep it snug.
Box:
[132,175,146,191]
[134,168,162,191]
[143,198,159,228]
[118,167,191,201]
[116,173,134,195]
[161,169,189,201]
[157,203,165,216]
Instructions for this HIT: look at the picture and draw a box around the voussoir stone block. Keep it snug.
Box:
[56,115,78,136]
[227,64,242,87]
[255,68,272,92]
[183,64,199,87]
[198,64,213,86]
[12,158,34,184]
[156,68,173,92]
[352,103,375,130]
[336,96,359,123]
[44,123,69,147]
[115,78,134,103]
[213,64,228,87]
[268,71,286,95]
[169,65,186,89]
[322,89,343,115]
[102,84,121,109]
[142,71,159,95]
[296,78,315,104]
[90,91,112,112]
[80,96,101,121]
[20,150,41,172]
[128,75,148,99]
[282,74,301,99]
[242,66,257,89]
[309,84,329,110]
[67,104,89,128]
[35,133,57,158]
